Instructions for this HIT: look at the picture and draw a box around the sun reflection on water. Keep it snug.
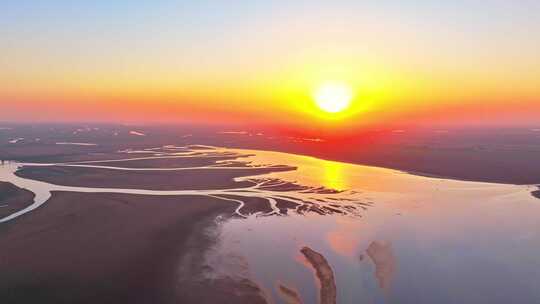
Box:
[322,161,348,191]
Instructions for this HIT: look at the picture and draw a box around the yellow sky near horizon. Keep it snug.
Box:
[1,2,539,127]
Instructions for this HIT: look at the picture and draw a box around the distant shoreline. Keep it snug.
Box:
[1,123,540,185]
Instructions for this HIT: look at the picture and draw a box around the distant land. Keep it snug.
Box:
[1,123,539,185]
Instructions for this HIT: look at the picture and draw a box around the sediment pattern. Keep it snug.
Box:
[0,145,369,223]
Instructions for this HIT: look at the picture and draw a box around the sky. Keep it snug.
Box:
[1,1,539,129]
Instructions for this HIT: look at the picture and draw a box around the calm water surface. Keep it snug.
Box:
[1,148,539,303]
[209,149,540,303]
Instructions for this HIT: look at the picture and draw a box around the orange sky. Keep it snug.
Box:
[1,2,539,129]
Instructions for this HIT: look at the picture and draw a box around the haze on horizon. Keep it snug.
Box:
[1,1,539,129]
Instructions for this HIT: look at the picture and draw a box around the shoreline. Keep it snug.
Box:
[228,146,540,186]
[229,147,540,187]
[31,144,540,187]
[1,141,539,303]
[0,191,246,303]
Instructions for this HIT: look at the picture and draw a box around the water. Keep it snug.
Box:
[203,149,540,303]
[1,146,539,303]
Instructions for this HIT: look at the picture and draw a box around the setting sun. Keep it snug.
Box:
[314,82,354,114]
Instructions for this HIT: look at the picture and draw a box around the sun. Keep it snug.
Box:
[314,82,353,113]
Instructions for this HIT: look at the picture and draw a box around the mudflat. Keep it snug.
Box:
[16,165,293,190]
[2,124,540,185]
[1,131,539,303]
[0,192,266,304]
[0,182,34,219]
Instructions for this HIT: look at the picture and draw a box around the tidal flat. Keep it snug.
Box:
[1,141,539,303]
